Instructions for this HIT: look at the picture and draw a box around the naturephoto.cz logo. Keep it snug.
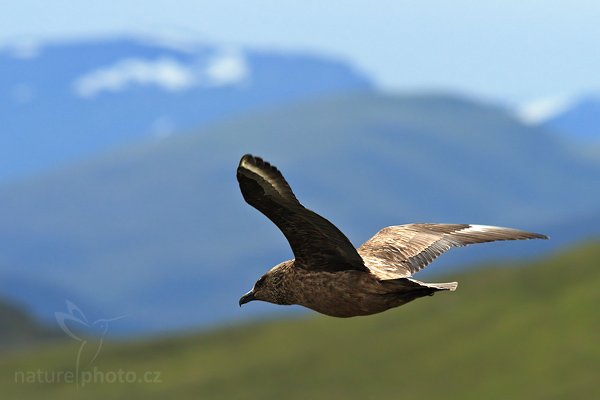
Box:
[13,300,162,387]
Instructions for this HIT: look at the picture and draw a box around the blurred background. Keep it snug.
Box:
[1,1,599,398]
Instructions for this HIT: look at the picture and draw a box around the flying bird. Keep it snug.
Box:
[237,154,547,317]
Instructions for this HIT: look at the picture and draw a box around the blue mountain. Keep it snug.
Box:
[541,95,600,142]
[0,37,371,181]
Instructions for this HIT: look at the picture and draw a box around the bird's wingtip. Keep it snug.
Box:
[239,154,254,167]
[239,154,269,169]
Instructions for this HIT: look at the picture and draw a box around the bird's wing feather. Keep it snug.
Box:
[237,154,368,273]
[358,224,548,279]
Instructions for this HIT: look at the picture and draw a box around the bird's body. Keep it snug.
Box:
[296,272,442,318]
[237,154,547,317]
[256,261,451,317]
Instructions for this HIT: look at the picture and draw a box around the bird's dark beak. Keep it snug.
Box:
[239,290,255,307]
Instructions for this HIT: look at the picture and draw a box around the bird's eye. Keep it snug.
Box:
[255,276,266,288]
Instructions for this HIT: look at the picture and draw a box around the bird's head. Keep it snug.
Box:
[239,261,293,306]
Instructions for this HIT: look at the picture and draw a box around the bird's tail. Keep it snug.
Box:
[386,277,458,293]
[421,281,458,291]
[403,277,458,292]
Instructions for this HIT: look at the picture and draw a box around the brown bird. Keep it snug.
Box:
[237,154,548,317]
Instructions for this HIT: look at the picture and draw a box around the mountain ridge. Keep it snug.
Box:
[525,94,600,142]
[0,37,371,181]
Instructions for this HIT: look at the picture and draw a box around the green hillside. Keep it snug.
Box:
[1,242,598,399]
[0,299,61,351]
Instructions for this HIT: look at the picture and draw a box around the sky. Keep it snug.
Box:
[1,0,599,106]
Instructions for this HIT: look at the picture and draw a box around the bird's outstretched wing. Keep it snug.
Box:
[237,154,368,273]
[358,224,548,279]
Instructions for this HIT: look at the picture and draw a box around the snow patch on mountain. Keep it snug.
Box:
[205,49,249,86]
[72,50,250,98]
[150,116,176,139]
[72,57,199,98]
[517,95,574,124]
[11,83,35,104]
[135,33,201,54]
[1,38,42,59]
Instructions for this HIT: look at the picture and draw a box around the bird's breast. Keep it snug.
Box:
[290,270,394,317]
